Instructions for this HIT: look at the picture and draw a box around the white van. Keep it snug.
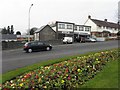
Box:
[63,37,73,44]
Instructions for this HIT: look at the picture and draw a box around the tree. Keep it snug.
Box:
[16,31,21,35]
[7,26,10,34]
[10,25,14,34]
[30,27,37,35]
[1,27,7,34]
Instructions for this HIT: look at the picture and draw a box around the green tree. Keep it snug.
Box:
[7,26,10,34]
[16,31,21,35]
[10,25,14,34]
[30,27,37,35]
[1,27,7,34]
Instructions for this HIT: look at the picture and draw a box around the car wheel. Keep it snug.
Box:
[28,49,32,53]
[46,47,50,51]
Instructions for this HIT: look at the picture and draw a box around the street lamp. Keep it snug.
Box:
[28,4,33,42]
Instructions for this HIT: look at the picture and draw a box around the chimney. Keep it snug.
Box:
[88,15,91,19]
[117,21,120,25]
[104,19,107,22]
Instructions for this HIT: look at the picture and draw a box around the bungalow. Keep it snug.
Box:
[84,15,120,40]
[34,25,56,41]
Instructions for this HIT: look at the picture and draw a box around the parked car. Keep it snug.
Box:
[85,37,96,42]
[76,36,85,43]
[23,41,52,53]
[63,37,73,44]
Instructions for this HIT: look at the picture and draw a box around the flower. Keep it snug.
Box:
[61,80,65,84]
[43,86,47,88]
[77,69,82,73]
[19,83,23,87]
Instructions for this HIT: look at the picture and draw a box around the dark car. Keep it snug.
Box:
[23,41,52,53]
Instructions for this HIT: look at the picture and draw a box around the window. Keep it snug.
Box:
[58,23,65,29]
[38,42,44,45]
[79,26,83,31]
[74,26,77,31]
[67,24,72,29]
[85,27,90,31]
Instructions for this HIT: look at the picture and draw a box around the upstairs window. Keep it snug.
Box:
[58,23,65,29]
[67,24,73,29]
[74,26,77,31]
[85,27,90,31]
[79,26,83,31]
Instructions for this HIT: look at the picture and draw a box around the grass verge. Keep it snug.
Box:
[80,60,119,88]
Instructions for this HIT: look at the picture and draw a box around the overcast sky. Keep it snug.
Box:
[0,0,119,34]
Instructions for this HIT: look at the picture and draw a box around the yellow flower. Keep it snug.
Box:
[96,58,98,61]
[77,69,81,72]
[43,86,47,88]
[61,80,65,84]
[19,83,23,87]
[38,78,41,82]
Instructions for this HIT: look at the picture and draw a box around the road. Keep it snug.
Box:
[2,40,118,73]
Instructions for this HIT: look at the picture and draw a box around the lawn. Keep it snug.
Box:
[80,60,119,88]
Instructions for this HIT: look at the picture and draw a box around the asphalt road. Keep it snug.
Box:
[2,40,119,73]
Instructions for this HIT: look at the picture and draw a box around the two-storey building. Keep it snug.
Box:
[50,21,91,41]
[84,15,119,40]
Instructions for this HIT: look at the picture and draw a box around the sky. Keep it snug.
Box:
[0,0,119,34]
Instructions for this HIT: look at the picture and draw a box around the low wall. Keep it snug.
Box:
[2,40,63,50]
[2,41,24,50]
[41,39,63,45]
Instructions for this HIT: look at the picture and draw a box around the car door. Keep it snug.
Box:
[38,42,45,50]
[30,42,38,51]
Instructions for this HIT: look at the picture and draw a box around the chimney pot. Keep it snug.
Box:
[104,19,107,22]
[88,15,91,19]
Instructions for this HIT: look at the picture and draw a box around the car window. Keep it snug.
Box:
[38,42,44,45]
[31,42,38,46]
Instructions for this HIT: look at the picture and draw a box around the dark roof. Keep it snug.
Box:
[35,25,55,33]
[91,19,120,29]
[56,21,75,24]
[35,25,46,33]
[1,34,17,40]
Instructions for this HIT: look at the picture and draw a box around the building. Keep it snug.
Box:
[74,25,91,40]
[1,34,17,42]
[17,35,34,41]
[50,21,91,41]
[84,15,119,40]
[34,25,56,41]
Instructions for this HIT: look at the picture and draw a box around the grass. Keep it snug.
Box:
[80,60,119,88]
[1,48,119,89]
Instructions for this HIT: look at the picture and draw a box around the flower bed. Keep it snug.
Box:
[2,50,118,89]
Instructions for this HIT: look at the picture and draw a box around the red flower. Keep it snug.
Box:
[68,76,71,80]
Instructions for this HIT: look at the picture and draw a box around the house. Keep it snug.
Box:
[34,25,56,41]
[84,15,120,41]
[17,35,34,41]
[50,21,91,41]
[1,34,17,42]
